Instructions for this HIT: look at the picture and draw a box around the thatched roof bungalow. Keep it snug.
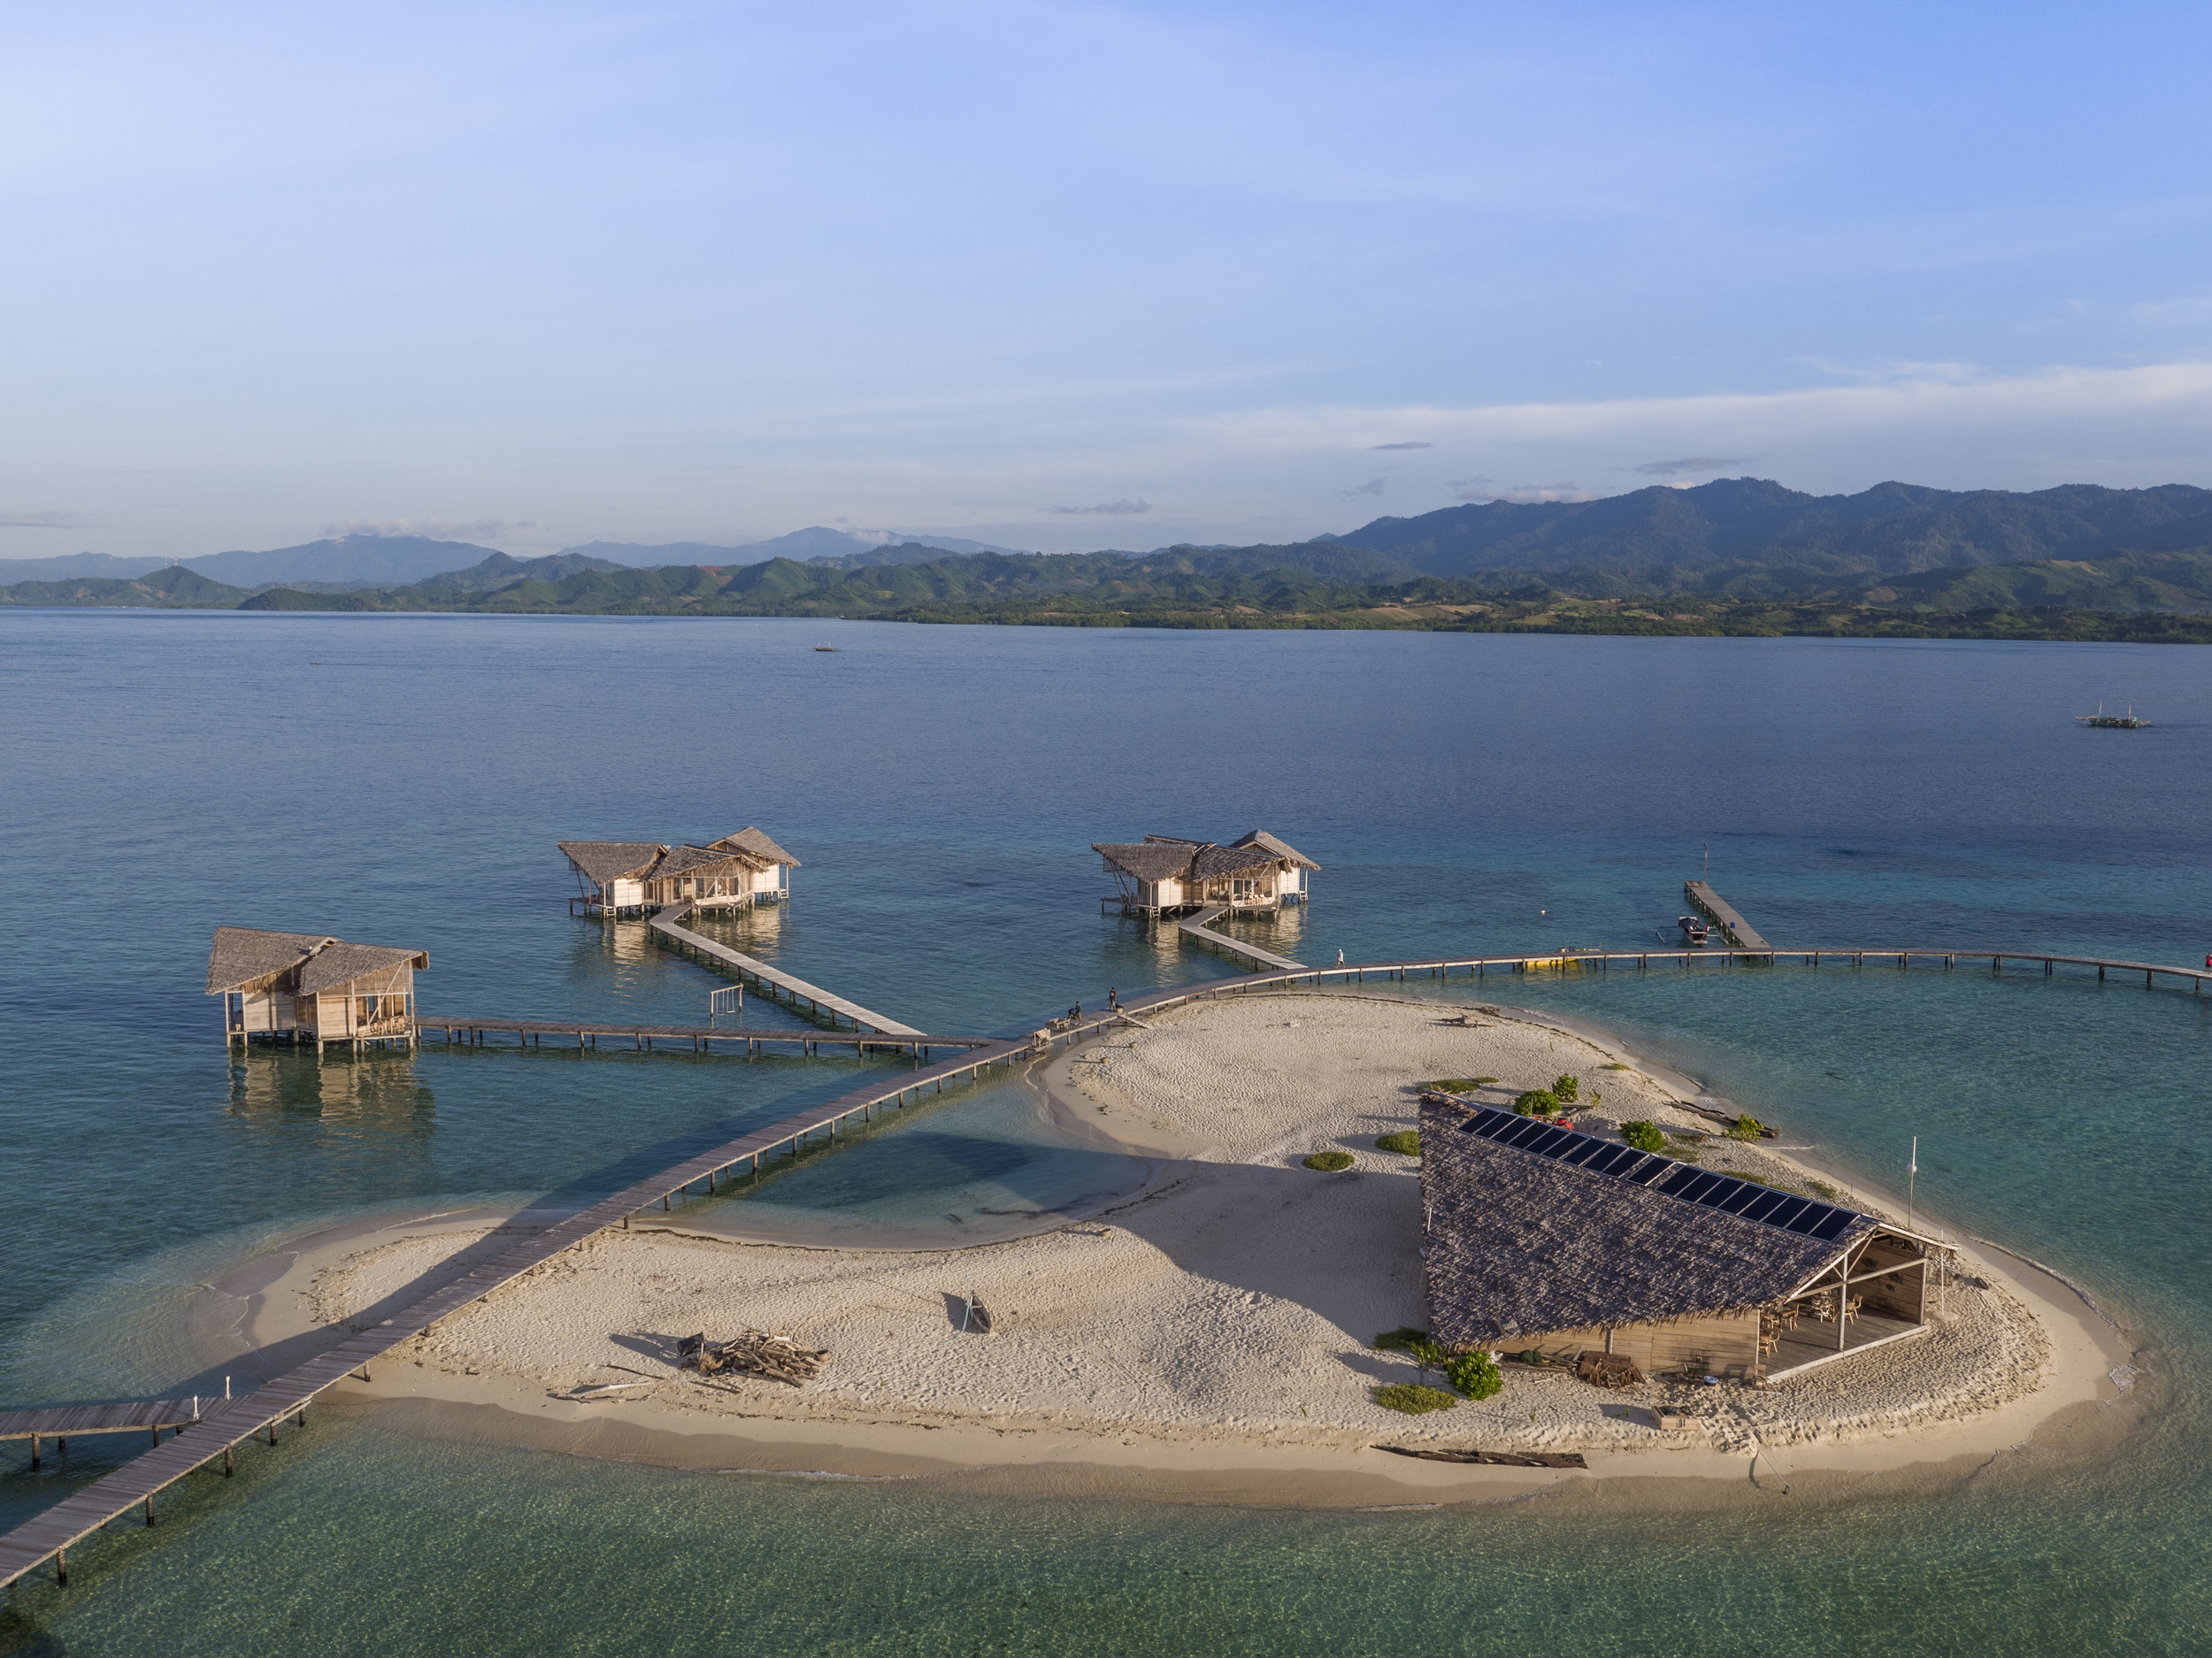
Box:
[207,926,426,1052]
[559,828,798,917]
[1093,830,1317,917]
[1419,1095,1941,1384]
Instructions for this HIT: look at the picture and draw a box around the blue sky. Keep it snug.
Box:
[6,1,2212,557]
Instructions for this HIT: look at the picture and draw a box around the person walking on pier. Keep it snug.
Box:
[1108,987,1118,1012]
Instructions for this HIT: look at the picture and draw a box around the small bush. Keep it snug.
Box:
[1446,1349,1502,1401]
[1807,1179,1838,1200]
[1371,1327,1430,1353]
[1551,1073,1580,1103]
[1729,1114,1767,1141]
[1373,1384,1460,1415]
[1515,1348,1547,1367]
[1302,1150,1355,1172]
[1422,1078,1495,1093]
[1619,1119,1666,1154]
[1375,1130,1420,1155]
[1513,1089,1558,1117]
[1601,1063,1631,1071]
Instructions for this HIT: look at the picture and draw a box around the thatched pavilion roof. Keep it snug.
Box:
[1233,829,1319,870]
[296,941,429,995]
[1094,842,1196,882]
[557,841,667,884]
[206,927,333,994]
[1096,832,1316,883]
[1190,842,1283,879]
[1419,1096,1878,1349]
[207,927,426,995]
[654,844,761,879]
[709,826,799,867]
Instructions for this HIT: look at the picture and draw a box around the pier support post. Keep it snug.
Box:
[225,1445,234,1477]
[55,1548,65,1586]
[143,1497,155,1527]
[28,1434,36,1470]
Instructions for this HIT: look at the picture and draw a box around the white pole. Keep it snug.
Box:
[1907,1136,1917,1233]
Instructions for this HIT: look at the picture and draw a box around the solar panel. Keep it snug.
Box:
[1444,1102,1865,1243]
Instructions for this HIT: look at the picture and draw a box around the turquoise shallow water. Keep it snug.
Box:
[2,613,2210,1653]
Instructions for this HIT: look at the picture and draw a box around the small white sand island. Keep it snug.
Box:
[289,994,2135,1504]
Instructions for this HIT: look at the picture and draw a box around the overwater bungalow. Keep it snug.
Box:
[558,827,798,917]
[1093,830,1317,917]
[1418,1095,1942,1384]
[206,927,426,1052]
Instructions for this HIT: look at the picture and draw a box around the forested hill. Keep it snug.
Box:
[1329,478,2212,578]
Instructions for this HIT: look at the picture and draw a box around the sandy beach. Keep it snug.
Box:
[254,993,2143,1508]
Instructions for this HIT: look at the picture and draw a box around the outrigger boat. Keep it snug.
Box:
[2078,702,2149,729]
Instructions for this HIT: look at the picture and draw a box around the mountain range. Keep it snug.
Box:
[12,480,2212,635]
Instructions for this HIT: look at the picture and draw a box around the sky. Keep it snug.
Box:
[5,0,2212,558]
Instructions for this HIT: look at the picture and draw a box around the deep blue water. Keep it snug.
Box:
[1,612,2208,1654]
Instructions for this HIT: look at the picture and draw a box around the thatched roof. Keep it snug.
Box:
[710,826,799,867]
[654,844,761,879]
[1094,842,1195,882]
[1190,842,1282,879]
[1233,829,1319,870]
[206,927,333,994]
[557,841,666,883]
[1419,1096,1877,1347]
[296,941,428,995]
[1096,832,1314,884]
[206,927,426,996]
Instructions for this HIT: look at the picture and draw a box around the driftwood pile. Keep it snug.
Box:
[677,1331,828,1387]
[1576,1350,1645,1389]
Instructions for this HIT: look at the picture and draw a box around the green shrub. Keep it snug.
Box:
[1551,1073,1579,1103]
[1729,1114,1767,1141]
[1371,1327,1430,1353]
[1619,1119,1665,1154]
[1513,1089,1558,1117]
[1446,1349,1502,1401]
[1806,1179,1838,1200]
[1601,1063,1631,1071]
[1373,1384,1460,1415]
[1515,1349,1546,1366]
[1422,1078,1495,1093]
[1302,1150,1354,1172]
[1374,1130,1420,1156]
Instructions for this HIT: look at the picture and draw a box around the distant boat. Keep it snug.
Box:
[2078,702,2150,729]
[1678,915,1709,948]
[812,645,838,652]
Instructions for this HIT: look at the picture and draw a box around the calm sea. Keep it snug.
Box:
[1,612,2208,1654]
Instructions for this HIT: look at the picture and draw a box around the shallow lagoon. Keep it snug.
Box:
[2,613,2208,1653]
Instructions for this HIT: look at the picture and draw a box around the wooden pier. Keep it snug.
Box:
[649,906,924,1036]
[10,938,2209,1592]
[1685,880,1769,950]
[426,1017,986,1060]
[1178,905,1305,971]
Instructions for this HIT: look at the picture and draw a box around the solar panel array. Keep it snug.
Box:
[1451,1104,1861,1243]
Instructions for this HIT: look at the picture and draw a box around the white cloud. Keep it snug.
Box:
[321,518,534,541]
[0,507,88,528]
[1042,497,1152,515]
[1450,479,1594,504]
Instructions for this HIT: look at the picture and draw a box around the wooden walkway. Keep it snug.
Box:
[9,938,2208,1590]
[1686,880,1770,949]
[0,1401,204,1470]
[1178,905,1305,972]
[648,907,925,1036]
[426,1017,987,1059]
